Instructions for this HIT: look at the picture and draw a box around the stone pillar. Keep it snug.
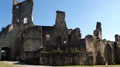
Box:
[93,22,102,39]
[0,48,1,60]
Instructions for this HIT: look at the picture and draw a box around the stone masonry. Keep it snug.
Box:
[0,0,120,65]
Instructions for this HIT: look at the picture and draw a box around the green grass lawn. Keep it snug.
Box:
[59,65,120,67]
[0,61,18,67]
[0,61,120,67]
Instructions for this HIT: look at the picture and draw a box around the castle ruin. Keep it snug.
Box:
[0,0,120,65]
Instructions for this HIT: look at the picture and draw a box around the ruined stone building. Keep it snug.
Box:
[0,0,120,65]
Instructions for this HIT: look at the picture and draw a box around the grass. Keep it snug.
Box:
[0,61,18,67]
[0,61,120,67]
[58,65,120,67]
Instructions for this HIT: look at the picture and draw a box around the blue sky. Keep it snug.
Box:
[0,0,120,41]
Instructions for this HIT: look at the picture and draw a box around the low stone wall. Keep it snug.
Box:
[39,52,93,65]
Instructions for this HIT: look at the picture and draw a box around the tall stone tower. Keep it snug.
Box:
[54,11,68,45]
[93,22,102,39]
[12,0,34,26]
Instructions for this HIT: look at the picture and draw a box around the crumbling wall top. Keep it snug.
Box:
[93,22,102,39]
[56,10,65,14]
[12,0,34,26]
[115,34,120,42]
[96,22,101,31]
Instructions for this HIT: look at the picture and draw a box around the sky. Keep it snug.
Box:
[0,0,120,41]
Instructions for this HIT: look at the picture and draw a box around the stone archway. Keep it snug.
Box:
[104,44,113,65]
[1,47,11,60]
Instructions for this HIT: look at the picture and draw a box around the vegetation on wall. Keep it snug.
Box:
[93,38,100,45]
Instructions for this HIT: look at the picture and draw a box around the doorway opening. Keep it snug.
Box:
[1,47,11,60]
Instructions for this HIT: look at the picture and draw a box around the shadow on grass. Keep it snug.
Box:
[13,61,58,67]
[3,60,120,67]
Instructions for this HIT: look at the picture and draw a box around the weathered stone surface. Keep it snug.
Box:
[104,41,114,64]
[0,0,34,60]
[114,35,120,64]
[54,11,68,45]
[69,28,81,44]
[93,22,102,39]
[0,0,120,66]
[39,52,93,65]
[12,0,34,27]
[115,34,120,42]
[85,35,94,52]
[95,51,105,65]
[21,26,43,52]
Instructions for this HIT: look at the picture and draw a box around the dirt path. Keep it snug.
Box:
[4,61,54,67]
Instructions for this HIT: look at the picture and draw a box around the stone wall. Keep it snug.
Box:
[69,28,81,44]
[39,52,93,65]
[93,22,102,39]
[12,0,34,26]
[54,11,68,45]
[42,26,54,45]
[114,34,120,64]
[104,41,114,65]
[21,26,43,61]
[1,0,120,66]
[0,24,22,59]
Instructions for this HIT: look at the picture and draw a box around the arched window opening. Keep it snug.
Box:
[23,17,28,24]
[16,6,19,9]
[63,37,67,44]
[46,34,50,41]
[17,19,19,22]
